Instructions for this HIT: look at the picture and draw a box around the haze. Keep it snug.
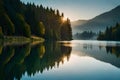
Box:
[21,0,120,21]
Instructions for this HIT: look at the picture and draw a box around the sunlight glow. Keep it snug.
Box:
[62,17,67,22]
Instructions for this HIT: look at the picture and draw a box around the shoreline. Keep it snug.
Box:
[0,36,45,46]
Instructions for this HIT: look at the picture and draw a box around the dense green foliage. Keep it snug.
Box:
[0,0,72,40]
[97,23,120,41]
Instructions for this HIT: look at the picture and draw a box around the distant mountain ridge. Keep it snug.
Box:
[71,20,87,34]
[71,20,87,27]
[72,5,120,33]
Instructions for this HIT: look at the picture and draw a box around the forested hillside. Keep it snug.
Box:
[0,0,72,41]
[72,5,120,33]
[97,23,120,41]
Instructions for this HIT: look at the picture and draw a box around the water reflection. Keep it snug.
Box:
[70,40,120,68]
[0,42,72,80]
[1,40,120,80]
[106,46,120,57]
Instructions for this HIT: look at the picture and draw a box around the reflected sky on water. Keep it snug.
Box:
[0,40,120,80]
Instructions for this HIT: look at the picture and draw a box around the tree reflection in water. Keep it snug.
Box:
[75,43,120,69]
[0,42,72,80]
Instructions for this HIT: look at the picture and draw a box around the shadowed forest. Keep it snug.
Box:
[0,0,72,41]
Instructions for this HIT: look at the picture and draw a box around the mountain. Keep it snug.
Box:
[71,20,87,34]
[71,20,87,27]
[72,5,120,34]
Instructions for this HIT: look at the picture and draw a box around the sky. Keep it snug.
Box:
[21,0,120,21]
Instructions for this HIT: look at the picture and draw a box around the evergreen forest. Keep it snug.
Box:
[0,0,72,41]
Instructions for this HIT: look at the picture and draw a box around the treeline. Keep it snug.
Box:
[97,23,120,41]
[0,0,72,40]
[74,31,96,40]
[0,42,72,80]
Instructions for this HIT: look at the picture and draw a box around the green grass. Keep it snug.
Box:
[0,36,45,46]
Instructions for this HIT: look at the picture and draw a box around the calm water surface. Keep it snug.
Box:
[0,40,120,80]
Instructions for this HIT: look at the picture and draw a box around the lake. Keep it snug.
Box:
[0,40,120,80]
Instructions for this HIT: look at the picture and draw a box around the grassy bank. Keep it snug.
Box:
[0,36,45,46]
